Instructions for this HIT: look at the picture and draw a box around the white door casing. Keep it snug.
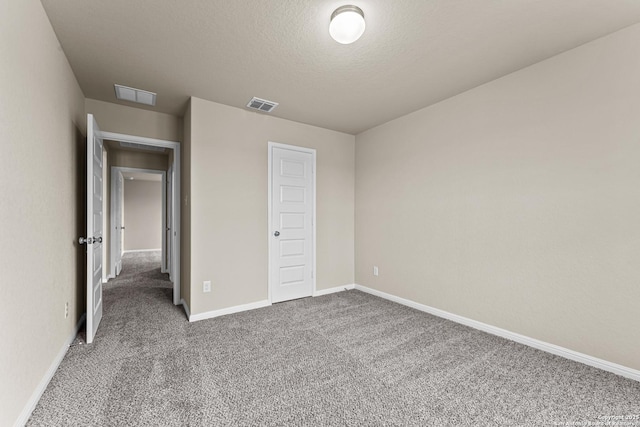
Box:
[99,131,181,305]
[109,168,124,278]
[116,171,123,275]
[269,142,316,303]
[86,114,104,344]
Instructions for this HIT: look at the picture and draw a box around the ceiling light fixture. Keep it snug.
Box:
[329,5,365,44]
[114,84,157,106]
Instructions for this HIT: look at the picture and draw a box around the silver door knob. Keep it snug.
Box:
[274,231,280,237]
[79,237,89,244]
[95,237,103,244]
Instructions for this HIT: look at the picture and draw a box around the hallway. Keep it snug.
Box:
[97,251,178,340]
[103,251,173,303]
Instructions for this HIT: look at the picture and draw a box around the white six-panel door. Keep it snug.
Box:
[269,143,315,303]
[86,114,104,343]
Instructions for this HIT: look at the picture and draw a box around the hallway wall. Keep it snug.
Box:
[0,1,86,425]
[85,98,182,142]
[123,179,163,251]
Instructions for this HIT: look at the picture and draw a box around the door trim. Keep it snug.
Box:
[110,167,167,276]
[267,141,316,304]
[98,131,181,306]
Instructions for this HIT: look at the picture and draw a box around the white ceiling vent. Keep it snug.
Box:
[114,84,157,106]
[246,97,279,113]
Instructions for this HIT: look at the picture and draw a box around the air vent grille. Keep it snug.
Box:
[114,84,157,106]
[246,97,279,113]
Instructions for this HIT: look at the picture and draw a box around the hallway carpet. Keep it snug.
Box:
[27,252,640,426]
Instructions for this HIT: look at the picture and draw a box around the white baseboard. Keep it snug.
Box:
[123,248,161,254]
[180,299,191,320]
[354,284,640,382]
[313,284,355,297]
[189,299,271,322]
[14,313,86,427]
[189,284,357,322]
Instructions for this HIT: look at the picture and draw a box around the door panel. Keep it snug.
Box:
[115,172,123,276]
[164,166,172,276]
[270,145,315,303]
[86,114,104,343]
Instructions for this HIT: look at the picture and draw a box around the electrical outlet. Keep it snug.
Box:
[373,266,379,276]
[203,280,211,293]
[64,302,69,319]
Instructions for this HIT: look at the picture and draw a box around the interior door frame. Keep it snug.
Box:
[267,141,316,303]
[110,167,167,275]
[99,131,181,305]
[108,168,124,278]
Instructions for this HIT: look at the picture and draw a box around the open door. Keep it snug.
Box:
[82,114,104,344]
[115,171,123,276]
[165,164,173,279]
[109,168,124,278]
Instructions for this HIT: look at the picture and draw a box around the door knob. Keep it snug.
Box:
[95,237,103,244]
[79,237,89,245]
[274,231,280,237]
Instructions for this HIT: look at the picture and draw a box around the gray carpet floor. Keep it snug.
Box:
[27,252,640,426]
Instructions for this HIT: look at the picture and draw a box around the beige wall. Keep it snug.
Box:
[108,147,169,171]
[0,1,86,425]
[355,24,640,371]
[123,180,163,251]
[188,97,355,314]
[86,98,182,142]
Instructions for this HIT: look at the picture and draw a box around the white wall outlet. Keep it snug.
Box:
[203,280,211,293]
[373,266,379,276]
[64,302,69,319]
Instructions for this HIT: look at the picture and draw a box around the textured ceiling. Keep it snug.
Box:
[40,0,640,135]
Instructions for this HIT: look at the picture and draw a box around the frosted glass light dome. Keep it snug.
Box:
[329,5,365,44]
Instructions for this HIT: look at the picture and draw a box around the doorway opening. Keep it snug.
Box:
[99,131,181,306]
[110,168,168,280]
[84,114,181,343]
[107,166,173,281]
